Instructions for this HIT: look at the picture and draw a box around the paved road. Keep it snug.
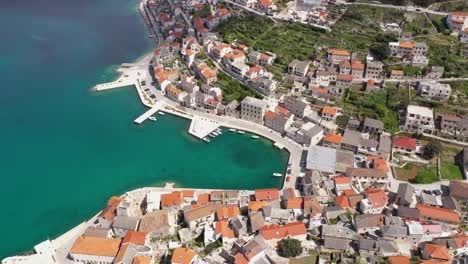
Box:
[385,77,468,83]
[342,1,449,16]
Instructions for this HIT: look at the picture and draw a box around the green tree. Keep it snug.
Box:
[280,238,302,258]
[423,140,442,160]
[370,43,391,61]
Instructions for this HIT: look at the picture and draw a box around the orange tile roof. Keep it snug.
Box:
[257,0,273,7]
[453,235,468,248]
[167,85,183,96]
[70,236,121,257]
[197,193,210,204]
[324,134,343,144]
[107,196,123,207]
[276,105,289,115]
[334,175,352,184]
[328,49,350,56]
[425,244,450,260]
[260,222,307,240]
[182,190,195,198]
[215,219,235,238]
[264,110,277,120]
[311,87,329,94]
[248,201,268,211]
[255,188,280,201]
[399,42,415,49]
[261,53,272,59]
[215,44,231,51]
[171,247,197,264]
[234,253,249,264]
[322,105,337,115]
[373,158,389,171]
[100,205,117,221]
[388,256,410,264]
[335,195,350,208]
[286,197,304,209]
[391,69,404,75]
[247,65,262,74]
[337,73,353,81]
[365,189,388,208]
[216,205,240,219]
[133,256,152,264]
[351,60,364,70]
[122,231,147,245]
[420,261,450,264]
[161,191,183,207]
[417,204,460,224]
[342,189,357,196]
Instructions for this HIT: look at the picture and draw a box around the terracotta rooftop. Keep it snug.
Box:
[334,175,352,185]
[417,204,460,224]
[322,105,337,115]
[393,136,417,151]
[324,134,343,144]
[216,205,240,219]
[171,247,197,264]
[264,110,277,120]
[328,49,350,56]
[70,236,121,257]
[286,197,304,209]
[424,244,450,260]
[215,219,235,238]
[161,191,183,207]
[133,256,152,264]
[248,201,268,211]
[335,195,350,208]
[255,188,279,201]
[337,73,353,81]
[260,222,307,240]
[388,256,410,264]
[122,231,147,245]
[197,193,210,204]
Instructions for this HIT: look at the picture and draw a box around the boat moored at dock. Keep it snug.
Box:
[272,173,283,177]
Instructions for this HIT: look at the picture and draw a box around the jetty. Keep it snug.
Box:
[188,116,220,140]
[134,105,161,124]
[94,76,134,91]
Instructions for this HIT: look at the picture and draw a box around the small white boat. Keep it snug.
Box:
[203,138,210,143]
[251,135,260,139]
[272,173,283,177]
[212,131,220,136]
[209,134,216,138]
[216,128,222,134]
[148,116,157,121]
[158,111,165,115]
[237,130,245,134]
[229,128,236,132]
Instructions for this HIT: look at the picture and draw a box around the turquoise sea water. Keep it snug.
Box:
[0,0,288,259]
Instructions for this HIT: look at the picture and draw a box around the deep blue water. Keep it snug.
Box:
[0,0,288,258]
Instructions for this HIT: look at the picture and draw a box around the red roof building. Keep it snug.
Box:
[259,222,307,240]
[255,189,280,201]
[417,204,460,224]
[393,136,417,151]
